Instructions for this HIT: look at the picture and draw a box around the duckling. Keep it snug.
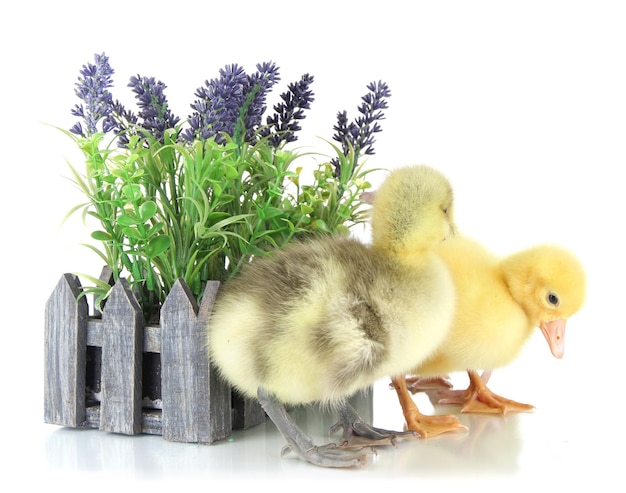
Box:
[369,164,457,259]
[366,165,467,437]
[364,167,586,435]
[392,235,586,434]
[208,165,457,468]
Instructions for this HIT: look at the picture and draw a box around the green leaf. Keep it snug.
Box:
[313,219,331,233]
[223,165,240,180]
[206,212,231,223]
[147,223,164,236]
[146,235,171,257]
[91,230,113,241]
[217,193,237,205]
[122,227,144,241]
[206,213,254,233]
[122,184,141,201]
[111,168,128,179]
[78,243,113,267]
[139,200,158,222]
[131,168,145,179]
[131,261,142,282]
[117,214,138,226]
[210,182,223,197]
[258,206,284,220]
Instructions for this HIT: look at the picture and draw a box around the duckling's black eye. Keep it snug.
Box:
[547,293,560,306]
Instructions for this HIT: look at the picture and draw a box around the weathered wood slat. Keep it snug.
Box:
[100,279,143,435]
[86,319,160,353]
[44,274,88,428]
[85,407,163,435]
[161,280,231,443]
[201,281,237,441]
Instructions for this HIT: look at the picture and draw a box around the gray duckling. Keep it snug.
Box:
[208,165,456,468]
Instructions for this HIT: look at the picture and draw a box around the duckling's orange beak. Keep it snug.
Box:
[540,319,566,359]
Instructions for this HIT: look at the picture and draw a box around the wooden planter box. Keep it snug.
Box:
[44,272,265,443]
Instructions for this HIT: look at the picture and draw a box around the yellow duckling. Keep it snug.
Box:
[208,165,457,468]
[392,235,586,436]
[364,166,586,437]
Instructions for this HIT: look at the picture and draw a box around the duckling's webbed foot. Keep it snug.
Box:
[404,375,453,393]
[257,388,374,468]
[329,402,419,449]
[391,375,467,438]
[437,370,535,415]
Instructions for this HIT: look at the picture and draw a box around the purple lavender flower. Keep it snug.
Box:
[183,64,248,142]
[70,53,115,137]
[183,62,284,144]
[106,100,138,147]
[331,81,391,176]
[241,62,281,142]
[262,74,315,148]
[127,75,180,143]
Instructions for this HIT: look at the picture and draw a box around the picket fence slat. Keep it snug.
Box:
[161,279,231,443]
[44,274,88,428]
[100,279,144,435]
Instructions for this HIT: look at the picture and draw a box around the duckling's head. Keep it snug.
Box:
[368,165,456,257]
[502,244,586,359]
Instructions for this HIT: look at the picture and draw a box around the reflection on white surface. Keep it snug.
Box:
[36,370,621,487]
[42,395,523,481]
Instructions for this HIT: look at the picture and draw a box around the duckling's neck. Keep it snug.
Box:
[500,257,540,326]
[375,245,436,269]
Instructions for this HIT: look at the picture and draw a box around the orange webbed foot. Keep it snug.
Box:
[437,370,535,415]
[404,375,453,393]
[391,375,467,438]
[403,409,468,438]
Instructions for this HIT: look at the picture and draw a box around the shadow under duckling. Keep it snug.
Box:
[208,165,458,468]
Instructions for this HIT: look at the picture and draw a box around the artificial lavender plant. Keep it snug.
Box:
[63,52,389,318]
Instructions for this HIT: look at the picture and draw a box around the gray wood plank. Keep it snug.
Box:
[161,280,231,443]
[86,319,160,353]
[44,274,88,427]
[100,279,143,435]
[199,281,233,443]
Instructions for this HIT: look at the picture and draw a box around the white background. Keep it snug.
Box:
[1,1,624,489]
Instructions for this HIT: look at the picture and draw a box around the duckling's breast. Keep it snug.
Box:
[378,254,456,378]
[416,254,536,376]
